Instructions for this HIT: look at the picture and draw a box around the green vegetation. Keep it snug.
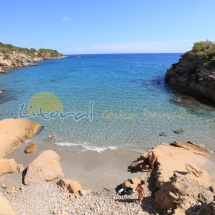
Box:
[0,42,62,58]
[188,40,215,68]
[38,48,62,58]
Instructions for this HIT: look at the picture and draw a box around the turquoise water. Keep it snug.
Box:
[0,54,215,152]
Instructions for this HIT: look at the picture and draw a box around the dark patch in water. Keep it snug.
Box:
[139,74,215,110]
[170,94,215,111]
[50,76,69,82]
[12,80,22,83]
[0,93,19,104]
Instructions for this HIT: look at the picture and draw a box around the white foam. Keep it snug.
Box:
[54,142,117,153]
[55,142,80,147]
[25,139,32,143]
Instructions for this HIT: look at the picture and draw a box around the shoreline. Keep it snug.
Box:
[3,140,215,193]
[2,143,143,193]
[1,138,215,214]
[0,55,67,74]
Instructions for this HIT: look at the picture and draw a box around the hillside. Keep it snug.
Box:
[165,40,215,103]
[0,42,65,72]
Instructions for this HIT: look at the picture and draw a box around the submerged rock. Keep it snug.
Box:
[49,135,56,141]
[159,132,167,136]
[173,129,183,134]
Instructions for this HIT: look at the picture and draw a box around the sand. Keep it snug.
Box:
[1,143,165,214]
[1,143,144,193]
[1,141,215,215]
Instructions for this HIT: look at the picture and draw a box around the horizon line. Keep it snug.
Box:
[63,52,183,55]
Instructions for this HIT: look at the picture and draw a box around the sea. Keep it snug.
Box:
[0,54,215,153]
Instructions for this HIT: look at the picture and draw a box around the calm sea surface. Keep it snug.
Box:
[0,54,215,152]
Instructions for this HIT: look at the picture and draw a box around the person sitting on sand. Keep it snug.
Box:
[136,180,145,204]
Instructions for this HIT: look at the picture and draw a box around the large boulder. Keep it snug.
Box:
[0,118,43,158]
[152,141,210,188]
[57,178,82,194]
[24,150,63,185]
[144,141,215,214]
[0,193,15,215]
[155,174,214,211]
[0,159,18,175]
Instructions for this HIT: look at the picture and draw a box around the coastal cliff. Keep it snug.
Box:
[0,42,66,72]
[165,40,215,103]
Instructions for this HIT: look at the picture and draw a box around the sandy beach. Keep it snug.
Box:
[1,143,165,214]
[1,139,215,214]
[2,143,144,192]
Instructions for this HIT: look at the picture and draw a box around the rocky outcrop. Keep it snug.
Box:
[0,43,66,72]
[57,178,82,194]
[139,141,215,214]
[0,51,35,68]
[0,118,43,158]
[0,193,15,215]
[24,150,63,185]
[165,52,215,103]
[155,174,214,212]
[151,142,210,189]
[24,143,38,154]
[0,159,17,175]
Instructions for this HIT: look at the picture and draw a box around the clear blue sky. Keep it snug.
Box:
[1,0,215,54]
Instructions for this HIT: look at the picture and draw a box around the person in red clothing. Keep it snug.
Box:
[139,151,156,171]
[136,180,145,204]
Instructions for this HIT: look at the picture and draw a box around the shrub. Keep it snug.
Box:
[189,40,215,69]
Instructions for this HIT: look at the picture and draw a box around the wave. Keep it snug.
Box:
[54,142,117,153]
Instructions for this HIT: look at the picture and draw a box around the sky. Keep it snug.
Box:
[1,0,215,54]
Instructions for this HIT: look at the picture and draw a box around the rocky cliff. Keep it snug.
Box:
[130,141,215,214]
[165,40,215,103]
[0,42,66,72]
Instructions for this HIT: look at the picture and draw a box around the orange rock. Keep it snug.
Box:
[57,178,82,194]
[122,178,140,190]
[24,143,38,154]
[0,159,17,175]
[0,193,15,215]
[24,150,63,185]
[0,118,43,158]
